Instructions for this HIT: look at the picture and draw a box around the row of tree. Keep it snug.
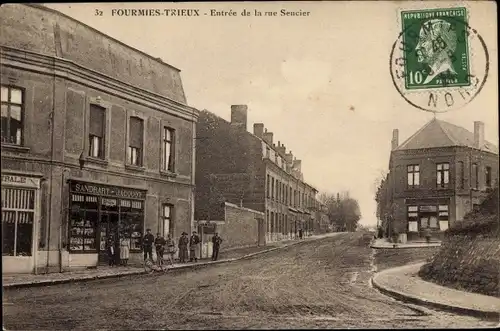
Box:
[318,191,362,232]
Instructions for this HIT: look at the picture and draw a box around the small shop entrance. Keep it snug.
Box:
[98,212,119,264]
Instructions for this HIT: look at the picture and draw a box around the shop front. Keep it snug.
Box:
[406,201,450,241]
[2,172,43,274]
[196,220,223,259]
[67,180,147,266]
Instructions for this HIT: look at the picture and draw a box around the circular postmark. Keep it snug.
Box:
[390,7,489,113]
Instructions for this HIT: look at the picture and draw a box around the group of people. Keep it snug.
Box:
[106,229,224,266]
[105,235,131,267]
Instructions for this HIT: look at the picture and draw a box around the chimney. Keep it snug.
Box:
[230,105,248,130]
[293,159,302,172]
[263,131,274,145]
[285,151,294,164]
[253,123,264,138]
[277,141,286,155]
[391,129,399,150]
[474,121,484,149]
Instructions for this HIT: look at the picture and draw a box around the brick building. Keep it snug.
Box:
[378,118,498,242]
[1,4,198,273]
[195,105,320,246]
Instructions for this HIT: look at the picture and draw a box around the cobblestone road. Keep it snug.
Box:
[3,232,496,329]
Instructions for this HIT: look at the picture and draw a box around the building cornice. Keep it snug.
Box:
[0,46,200,122]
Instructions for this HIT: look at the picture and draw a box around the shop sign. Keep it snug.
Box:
[1,174,40,188]
[419,205,437,212]
[70,181,147,200]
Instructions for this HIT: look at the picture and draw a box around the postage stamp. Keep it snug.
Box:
[390,6,489,113]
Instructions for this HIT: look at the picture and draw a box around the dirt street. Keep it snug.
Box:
[3,232,496,329]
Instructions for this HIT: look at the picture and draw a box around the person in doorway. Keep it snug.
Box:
[119,234,130,266]
[155,233,166,265]
[211,233,223,261]
[298,228,303,240]
[106,237,116,267]
[142,229,155,261]
[165,233,176,265]
[189,231,201,262]
[178,232,189,263]
[423,227,432,244]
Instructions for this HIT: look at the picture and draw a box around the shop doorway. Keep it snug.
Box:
[98,213,119,263]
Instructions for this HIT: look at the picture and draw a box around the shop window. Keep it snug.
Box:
[407,165,420,188]
[1,85,24,145]
[161,204,174,238]
[162,127,175,172]
[437,163,450,188]
[1,188,35,256]
[407,205,418,232]
[68,195,144,253]
[128,116,143,166]
[89,104,105,159]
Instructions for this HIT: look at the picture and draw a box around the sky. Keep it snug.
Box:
[45,1,498,226]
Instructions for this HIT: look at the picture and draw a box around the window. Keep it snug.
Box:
[407,165,420,187]
[161,204,174,238]
[472,163,478,189]
[436,163,450,188]
[2,188,35,256]
[486,166,492,188]
[69,194,98,252]
[89,105,105,159]
[457,161,464,189]
[128,117,143,166]
[271,212,275,233]
[162,127,175,172]
[266,175,270,199]
[271,177,275,200]
[266,147,270,159]
[1,86,24,145]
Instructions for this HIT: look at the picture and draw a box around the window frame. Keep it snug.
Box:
[161,204,174,238]
[472,163,478,189]
[457,161,465,189]
[1,85,25,146]
[485,166,492,188]
[161,126,176,173]
[407,164,420,188]
[436,163,450,188]
[88,104,106,160]
[127,116,145,167]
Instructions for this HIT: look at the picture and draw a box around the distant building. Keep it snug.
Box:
[1,4,198,274]
[195,106,321,247]
[379,118,498,241]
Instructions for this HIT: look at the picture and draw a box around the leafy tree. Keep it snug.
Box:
[318,191,361,232]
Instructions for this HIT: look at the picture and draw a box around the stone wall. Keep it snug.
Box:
[216,203,265,250]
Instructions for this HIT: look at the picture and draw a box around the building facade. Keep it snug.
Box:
[378,118,498,242]
[195,105,320,245]
[1,4,198,274]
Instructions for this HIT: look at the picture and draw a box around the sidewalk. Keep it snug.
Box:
[371,238,441,249]
[371,262,500,320]
[3,232,341,289]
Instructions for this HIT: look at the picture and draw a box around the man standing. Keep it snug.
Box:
[154,232,166,264]
[211,232,223,261]
[189,231,201,262]
[142,229,155,261]
[178,232,189,263]
[298,228,303,240]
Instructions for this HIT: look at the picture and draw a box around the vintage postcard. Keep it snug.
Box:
[1,1,498,330]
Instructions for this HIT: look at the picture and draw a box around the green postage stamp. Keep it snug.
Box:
[400,7,470,90]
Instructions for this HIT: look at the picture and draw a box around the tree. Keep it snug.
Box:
[318,191,362,232]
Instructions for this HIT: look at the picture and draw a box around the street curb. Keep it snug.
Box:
[370,243,441,249]
[3,234,336,290]
[371,264,500,320]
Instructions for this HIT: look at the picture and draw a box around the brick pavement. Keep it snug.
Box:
[3,232,341,289]
[372,262,500,319]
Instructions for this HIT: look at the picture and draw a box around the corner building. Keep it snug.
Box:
[195,105,320,245]
[1,4,198,273]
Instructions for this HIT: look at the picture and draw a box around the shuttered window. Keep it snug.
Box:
[89,105,105,158]
[128,117,143,166]
[1,188,35,256]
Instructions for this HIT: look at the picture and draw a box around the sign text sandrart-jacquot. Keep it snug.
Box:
[70,181,147,200]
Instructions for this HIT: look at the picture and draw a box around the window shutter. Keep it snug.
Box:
[89,105,105,137]
[129,117,143,148]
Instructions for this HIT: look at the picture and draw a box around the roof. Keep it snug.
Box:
[396,118,498,154]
